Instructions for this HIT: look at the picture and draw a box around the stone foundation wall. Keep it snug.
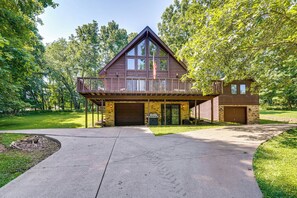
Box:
[105,101,115,126]
[219,105,259,124]
[104,101,189,126]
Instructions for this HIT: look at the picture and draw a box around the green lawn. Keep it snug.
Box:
[0,133,59,187]
[0,111,101,130]
[149,124,225,136]
[253,128,297,197]
[260,110,297,123]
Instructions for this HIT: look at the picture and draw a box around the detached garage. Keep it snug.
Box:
[224,107,247,124]
[115,103,144,126]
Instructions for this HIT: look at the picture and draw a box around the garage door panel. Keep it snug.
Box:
[224,107,247,124]
[115,103,144,126]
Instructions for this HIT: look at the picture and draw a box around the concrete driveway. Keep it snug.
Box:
[0,124,296,198]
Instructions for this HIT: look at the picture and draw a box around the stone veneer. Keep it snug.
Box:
[218,105,259,124]
[104,101,189,126]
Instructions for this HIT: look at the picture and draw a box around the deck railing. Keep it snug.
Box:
[77,77,222,94]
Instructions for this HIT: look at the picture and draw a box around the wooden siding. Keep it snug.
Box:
[103,54,126,78]
[168,56,187,78]
[219,80,259,105]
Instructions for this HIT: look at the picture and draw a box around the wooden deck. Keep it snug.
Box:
[77,77,223,97]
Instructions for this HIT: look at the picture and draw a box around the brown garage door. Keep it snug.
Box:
[115,103,144,126]
[224,107,247,124]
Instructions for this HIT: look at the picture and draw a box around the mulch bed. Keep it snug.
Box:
[10,135,55,152]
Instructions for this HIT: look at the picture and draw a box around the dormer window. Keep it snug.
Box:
[231,84,237,94]
[240,84,246,94]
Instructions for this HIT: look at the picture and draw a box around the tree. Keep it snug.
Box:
[45,38,81,110]
[98,21,129,65]
[158,0,193,54]
[0,0,57,112]
[74,20,100,77]
[44,20,133,110]
[128,32,138,42]
[159,0,297,107]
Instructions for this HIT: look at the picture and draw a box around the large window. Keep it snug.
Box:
[137,59,146,70]
[137,40,146,56]
[231,84,237,94]
[160,59,168,71]
[127,57,145,70]
[127,59,135,70]
[127,79,146,91]
[126,39,168,71]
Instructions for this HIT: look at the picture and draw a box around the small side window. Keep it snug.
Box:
[231,84,237,94]
[240,84,246,94]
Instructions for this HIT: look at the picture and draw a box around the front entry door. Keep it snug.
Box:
[161,104,180,125]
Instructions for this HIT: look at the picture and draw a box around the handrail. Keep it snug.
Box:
[77,77,222,94]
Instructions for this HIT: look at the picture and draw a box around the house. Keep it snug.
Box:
[77,26,259,127]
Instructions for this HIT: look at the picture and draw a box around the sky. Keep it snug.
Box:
[38,0,173,44]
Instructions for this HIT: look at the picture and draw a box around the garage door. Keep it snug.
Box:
[115,103,144,126]
[224,107,247,124]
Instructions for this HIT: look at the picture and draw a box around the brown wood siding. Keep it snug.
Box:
[104,55,126,78]
[168,56,187,78]
[219,80,259,105]
[115,103,144,126]
[224,107,247,124]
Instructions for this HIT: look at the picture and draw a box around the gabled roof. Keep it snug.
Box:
[98,26,187,75]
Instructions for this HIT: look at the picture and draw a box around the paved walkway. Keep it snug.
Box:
[0,124,296,198]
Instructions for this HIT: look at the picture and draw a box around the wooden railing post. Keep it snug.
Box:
[82,77,85,92]
[92,102,94,127]
[85,98,88,128]
[195,100,197,125]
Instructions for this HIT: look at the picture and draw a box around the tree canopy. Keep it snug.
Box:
[43,20,133,110]
[0,0,136,112]
[0,0,57,112]
[159,0,297,108]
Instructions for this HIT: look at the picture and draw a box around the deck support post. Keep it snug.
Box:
[148,99,150,125]
[92,102,94,127]
[85,98,88,128]
[198,104,200,121]
[164,99,166,126]
[97,104,99,122]
[101,99,104,127]
[194,100,197,125]
[211,98,214,123]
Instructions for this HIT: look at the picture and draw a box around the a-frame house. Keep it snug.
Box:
[77,26,259,127]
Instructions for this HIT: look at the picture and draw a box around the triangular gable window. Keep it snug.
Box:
[127,40,146,57]
[149,40,168,57]
[127,48,135,56]
[137,40,146,56]
[126,38,168,71]
[159,49,167,57]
